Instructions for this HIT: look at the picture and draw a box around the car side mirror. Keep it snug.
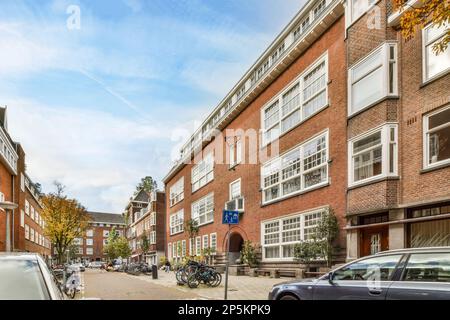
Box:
[328,272,335,284]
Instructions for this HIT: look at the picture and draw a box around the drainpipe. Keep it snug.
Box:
[11,173,15,251]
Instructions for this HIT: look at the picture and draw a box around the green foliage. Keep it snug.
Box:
[104,227,131,260]
[135,176,158,194]
[240,240,259,268]
[293,208,339,267]
[140,234,150,255]
[185,219,199,238]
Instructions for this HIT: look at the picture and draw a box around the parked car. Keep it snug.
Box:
[269,247,450,300]
[88,261,104,268]
[69,263,85,272]
[0,253,65,300]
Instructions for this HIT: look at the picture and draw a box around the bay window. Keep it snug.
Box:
[261,131,329,204]
[349,123,398,186]
[424,105,450,168]
[261,208,326,261]
[347,0,377,25]
[262,54,328,145]
[169,209,184,235]
[348,42,398,116]
[170,177,184,206]
[191,193,214,226]
[191,153,214,192]
[423,24,450,81]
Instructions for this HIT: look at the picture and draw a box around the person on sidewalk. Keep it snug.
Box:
[164,259,171,273]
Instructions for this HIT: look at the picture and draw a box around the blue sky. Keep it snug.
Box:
[0,0,305,213]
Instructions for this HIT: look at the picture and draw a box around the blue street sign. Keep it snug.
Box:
[222,210,239,225]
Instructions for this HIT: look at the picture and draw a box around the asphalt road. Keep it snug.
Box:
[82,269,201,300]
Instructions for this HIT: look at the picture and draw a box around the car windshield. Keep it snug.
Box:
[0,258,50,300]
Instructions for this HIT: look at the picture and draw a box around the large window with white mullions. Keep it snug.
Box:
[261,131,329,204]
[170,177,184,206]
[261,54,328,146]
[191,193,214,226]
[169,210,184,235]
[191,153,214,192]
[261,208,326,261]
[348,42,398,116]
[423,106,450,169]
[423,24,450,81]
[348,123,398,186]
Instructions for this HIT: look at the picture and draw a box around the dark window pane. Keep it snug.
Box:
[404,253,450,283]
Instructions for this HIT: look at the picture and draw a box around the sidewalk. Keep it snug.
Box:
[129,270,289,300]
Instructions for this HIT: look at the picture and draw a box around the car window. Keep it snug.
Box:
[0,259,50,300]
[403,253,450,283]
[333,255,402,281]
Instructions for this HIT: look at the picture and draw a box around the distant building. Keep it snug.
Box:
[124,189,166,265]
[71,211,126,263]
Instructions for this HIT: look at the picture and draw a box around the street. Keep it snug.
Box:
[81,269,201,300]
[80,268,282,300]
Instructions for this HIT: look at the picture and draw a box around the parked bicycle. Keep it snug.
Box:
[175,260,222,288]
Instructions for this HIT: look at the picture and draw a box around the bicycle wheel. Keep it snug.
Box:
[187,274,200,288]
[211,272,222,287]
[176,269,184,283]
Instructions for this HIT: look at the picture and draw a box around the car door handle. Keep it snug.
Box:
[369,289,382,295]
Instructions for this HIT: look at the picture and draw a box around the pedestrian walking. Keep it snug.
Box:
[164,259,171,273]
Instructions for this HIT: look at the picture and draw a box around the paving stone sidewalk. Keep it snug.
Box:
[129,269,290,300]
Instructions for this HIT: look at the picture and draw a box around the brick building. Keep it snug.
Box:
[0,106,51,258]
[124,189,166,265]
[72,211,126,263]
[344,0,450,259]
[164,0,348,273]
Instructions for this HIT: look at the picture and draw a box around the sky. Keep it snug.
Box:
[0,0,305,213]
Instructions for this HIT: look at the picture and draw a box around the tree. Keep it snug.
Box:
[104,227,131,261]
[394,0,449,54]
[140,234,150,262]
[135,176,158,194]
[240,241,259,268]
[185,219,199,239]
[41,182,89,264]
[315,208,340,267]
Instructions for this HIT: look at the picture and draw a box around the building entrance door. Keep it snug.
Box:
[360,226,389,257]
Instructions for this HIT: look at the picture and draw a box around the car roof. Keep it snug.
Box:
[0,252,40,260]
[376,247,450,255]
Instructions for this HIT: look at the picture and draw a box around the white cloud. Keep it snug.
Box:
[123,0,143,13]
[5,97,171,212]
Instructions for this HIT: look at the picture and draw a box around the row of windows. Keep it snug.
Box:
[24,224,50,248]
[168,233,217,259]
[24,199,44,229]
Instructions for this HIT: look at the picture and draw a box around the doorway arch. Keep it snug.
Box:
[228,232,244,264]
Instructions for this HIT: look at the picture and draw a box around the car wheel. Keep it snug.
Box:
[279,294,299,300]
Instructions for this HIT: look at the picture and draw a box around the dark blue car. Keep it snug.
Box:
[269,247,450,300]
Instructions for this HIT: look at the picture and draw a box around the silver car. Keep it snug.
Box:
[269,247,450,300]
[0,253,65,300]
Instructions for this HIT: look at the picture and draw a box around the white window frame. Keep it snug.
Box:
[103,230,109,238]
[261,53,328,146]
[229,178,242,200]
[86,238,93,246]
[150,212,156,226]
[348,123,398,186]
[202,235,209,250]
[191,193,214,226]
[261,130,329,205]
[346,0,378,27]
[191,153,214,193]
[170,209,184,235]
[423,105,450,169]
[189,238,194,256]
[86,248,93,255]
[20,173,25,192]
[348,42,398,116]
[422,23,450,82]
[86,229,93,237]
[182,240,186,257]
[168,243,172,260]
[195,236,201,256]
[20,209,25,228]
[25,224,30,240]
[150,231,156,245]
[170,177,184,206]
[25,200,30,216]
[261,208,327,262]
[210,233,217,255]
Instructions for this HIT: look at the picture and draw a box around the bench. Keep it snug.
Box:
[255,269,280,278]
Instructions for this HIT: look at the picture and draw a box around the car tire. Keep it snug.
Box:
[279,294,299,300]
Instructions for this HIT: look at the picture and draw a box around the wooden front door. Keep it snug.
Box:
[360,226,389,257]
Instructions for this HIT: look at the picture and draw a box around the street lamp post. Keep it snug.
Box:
[0,201,18,252]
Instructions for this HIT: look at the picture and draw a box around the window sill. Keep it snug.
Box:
[169,199,184,208]
[228,163,240,171]
[169,231,184,237]
[420,69,450,89]
[347,175,400,191]
[421,161,450,174]
[191,179,214,195]
[348,95,400,120]
[261,181,330,207]
[196,220,215,228]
